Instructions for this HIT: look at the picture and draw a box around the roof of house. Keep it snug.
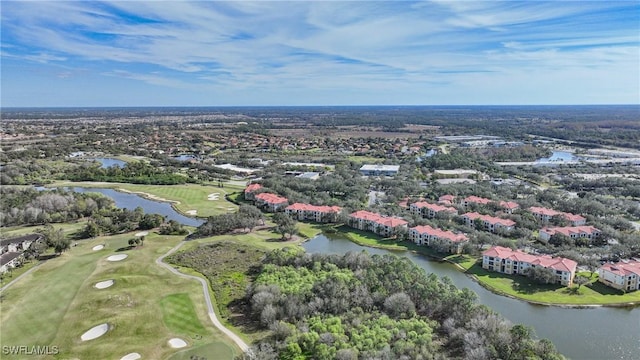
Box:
[499,201,520,210]
[255,192,288,204]
[600,260,640,277]
[0,252,23,266]
[439,194,456,202]
[541,226,601,237]
[0,234,42,247]
[562,213,586,223]
[359,164,400,172]
[529,206,561,217]
[349,210,408,227]
[463,196,492,205]
[483,246,577,273]
[244,183,263,193]
[410,225,468,243]
[286,203,342,213]
[463,212,516,227]
[411,201,457,213]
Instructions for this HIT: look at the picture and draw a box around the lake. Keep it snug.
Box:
[303,234,640,360]
[536,151,577,163]
[60,187,639,359]
[93,158,127,168]
[69,187,204,227]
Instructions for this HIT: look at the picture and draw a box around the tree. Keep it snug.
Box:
[574,275,589,289]
[79,221,100,239]
[273,213,298,240]
[524,266,556,284]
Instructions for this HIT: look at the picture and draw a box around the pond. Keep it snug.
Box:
[69,187,204,227]
[536,151,578,163]
[173,154,198,161]
[302,234,640,360]
[93,158,127,169]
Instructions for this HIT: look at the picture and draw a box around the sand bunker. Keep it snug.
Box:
[81,323,109,341]
[134,231,149,237]
[92,245,104,251]
[107,254,128,262]
[207,193,220,201]
[168,338,188,348]
[94,280,114,289]
[120,353,141,360]
[186,210,197,215]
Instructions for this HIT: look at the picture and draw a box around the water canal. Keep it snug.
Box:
[67,188,639,359]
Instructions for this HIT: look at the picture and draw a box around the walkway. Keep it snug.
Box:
[0,263,42,293]
[156,241,250,353]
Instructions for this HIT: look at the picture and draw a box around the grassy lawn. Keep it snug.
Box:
[337,226,409,251]
[168,341,236,360]
[50,182,241,218]
[347,155,386,163]
[0,231,239,359]
[466,263,640,305]
[0,221,87,239]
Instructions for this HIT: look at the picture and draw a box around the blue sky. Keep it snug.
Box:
[2,1,639,107]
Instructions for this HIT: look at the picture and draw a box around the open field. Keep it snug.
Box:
[50,182,242,218]
[0,231,239,359]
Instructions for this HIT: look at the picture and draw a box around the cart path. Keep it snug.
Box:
[156,241,250,353]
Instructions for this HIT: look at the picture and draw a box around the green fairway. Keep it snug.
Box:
[51,182,243,218]
[161,293,209,336]
[168,341,236,360]
[0,231,240,359]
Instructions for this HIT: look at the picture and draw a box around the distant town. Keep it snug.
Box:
[1,105,639,360]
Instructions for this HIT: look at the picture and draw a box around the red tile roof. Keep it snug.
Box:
[483,246,577,273]
[411,201,457,213]
[529,206,561,217]
[464,196,492,205]
[255,192,288,204]
[285,203,342,214]
[541,226,600,237]
[499,201,520,210]
[349,210,408,227]
[410,225,468,243]
[439,194,456,202]
[244,183,263,193]
[463,212,516,227]
[600,260,640,277]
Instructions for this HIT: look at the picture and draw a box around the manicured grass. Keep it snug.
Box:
[0,231,240,359]
[347,155,386,163]
[51,181,242,218]
[466,263,640,305]
[338,226,409,251]
[1,221,87,240]
[168,341,236,360]
[160,293,209,336]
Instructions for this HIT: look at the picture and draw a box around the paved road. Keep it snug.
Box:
[156,241,250,353]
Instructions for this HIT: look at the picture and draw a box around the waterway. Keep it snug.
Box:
[61,187,639,359]
[69,187,204,227]
[303,234,640,360]
[535,151,577,163]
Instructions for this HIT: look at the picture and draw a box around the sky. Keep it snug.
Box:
[1,1,639,107]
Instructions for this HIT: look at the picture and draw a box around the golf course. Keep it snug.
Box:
[0,231,240,359]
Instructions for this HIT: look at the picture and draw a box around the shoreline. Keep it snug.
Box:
[332,231,640,309]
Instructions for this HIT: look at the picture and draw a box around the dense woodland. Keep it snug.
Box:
[238,247,564,360]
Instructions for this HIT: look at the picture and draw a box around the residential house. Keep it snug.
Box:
[498,201,520,214]
[348,210,408,237]
[285,203,342,223]
[539,226,601,243]
[243,183,263,200]
[598,260,640,292]
[461,196,492,207]
[0,252,24,274]
[462,212,516,233]
[410,201,457,219]
[0,234,41,255]
[529,207,586,226]
[438,194,456,205]
[254,192,289,212]
[482,246,577,286]
[409,225,468,254]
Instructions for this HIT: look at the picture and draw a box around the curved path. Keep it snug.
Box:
[156,241,249,353]
[0,263,42,293]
